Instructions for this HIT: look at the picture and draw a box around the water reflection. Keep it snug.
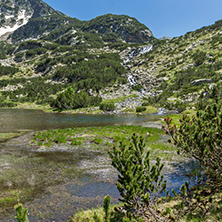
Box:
[0,108,198,221]
[0,108,160,133]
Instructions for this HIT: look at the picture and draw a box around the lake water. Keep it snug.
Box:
[0,109,196,221]
[0,108,161,133]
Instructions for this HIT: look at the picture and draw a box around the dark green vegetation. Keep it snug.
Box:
[108,134,167,221]
[1,6,222,113]
[129,19,222,111]
[81,14,152,43]
[1,1,222,221]
[0,76,65,106]
[164,103,222,191]
[136,106,147,113]
[68,104,222,221]
[50,87,102,110]
[14,202,29,222]
[0,41,127,108]
[196,82,222,110]
[1,6,152,111]
[0,41,14,59]
[0,65,19,77]
[99,102,116,112]
[32,125,172,156]
[52,53,126,91]
[162,102,222,221]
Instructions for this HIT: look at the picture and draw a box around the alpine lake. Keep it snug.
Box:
[0,109,198,221]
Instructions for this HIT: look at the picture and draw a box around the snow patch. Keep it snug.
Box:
[5,15,14,19]
[0,10,32,37]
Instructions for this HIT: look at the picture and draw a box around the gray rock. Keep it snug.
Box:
[191,79,212,86]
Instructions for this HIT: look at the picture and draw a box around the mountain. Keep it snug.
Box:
[159,36,172,40]
[0,0,221,113]
[0,1,153,44]
[81,14,153,43]
[124,19,222,108]
[0,0,61,41]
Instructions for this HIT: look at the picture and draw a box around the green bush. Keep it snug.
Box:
[136,106,146,112]
[50,87,102,110]
[100,102,115,111]
[14,202,29,222]
[142,101,149,106]
[132,84,143,92]
[191,50,207,66]
[164,101,186,113]
[53,53,126,92]
[164,103,222,190]
[108,133,167,220]
[26,48,48,58]
[0,65,19,77]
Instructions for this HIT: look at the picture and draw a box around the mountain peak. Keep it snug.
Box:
[82,14,153,43]
[0,1,153,44]
[0,0,60,40]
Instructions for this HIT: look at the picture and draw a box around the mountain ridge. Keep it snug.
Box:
[0,0,221,113]
[0,0,62,40]
[0,0,154,44]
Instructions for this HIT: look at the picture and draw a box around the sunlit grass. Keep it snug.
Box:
[0,152,79,217]
[32,125,176,162]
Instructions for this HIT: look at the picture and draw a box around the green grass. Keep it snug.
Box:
[102,94,138,104]
[161,108,197,126]
[143,105,158,114]
[68,204,141,222]
[69,191,222,222]
[0,132,21,140]
[32,125,176,161]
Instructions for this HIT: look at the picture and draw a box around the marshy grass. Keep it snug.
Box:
[0,132,23,141]
[32,125,176,159]
[0,151,80,217]
[1,125,178,220]
[68,204,135,222]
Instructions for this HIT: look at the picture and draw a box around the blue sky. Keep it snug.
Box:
[43,0,222,38]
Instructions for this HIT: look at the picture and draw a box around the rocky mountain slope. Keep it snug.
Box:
[0,0,61,41]
[0,0,153,44]
[0,0,221,112]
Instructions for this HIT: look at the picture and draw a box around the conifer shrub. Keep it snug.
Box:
[100,102,115,112]
[50,87,102,110]
[163,103,222,191]
[136,106,146,112]
[14,202,29,222]
[132,84,143,92]
[164,101,186,113]
[108,133,167,221]
[191,50,207,66]
[0,65,19,77]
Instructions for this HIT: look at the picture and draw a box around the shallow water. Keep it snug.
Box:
[0,109,199,221]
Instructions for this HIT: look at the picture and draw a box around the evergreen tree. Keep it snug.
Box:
[108,133,167,221]
[163,103,222,191]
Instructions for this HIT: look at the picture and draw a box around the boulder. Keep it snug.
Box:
[191,79,212,86]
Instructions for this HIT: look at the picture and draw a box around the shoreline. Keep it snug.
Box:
[0,104,177,116]
[1,125,191,221]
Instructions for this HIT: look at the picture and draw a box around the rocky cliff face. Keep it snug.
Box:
[0,0,62,41]
[0,1,154,44]
[82,14,153,43]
